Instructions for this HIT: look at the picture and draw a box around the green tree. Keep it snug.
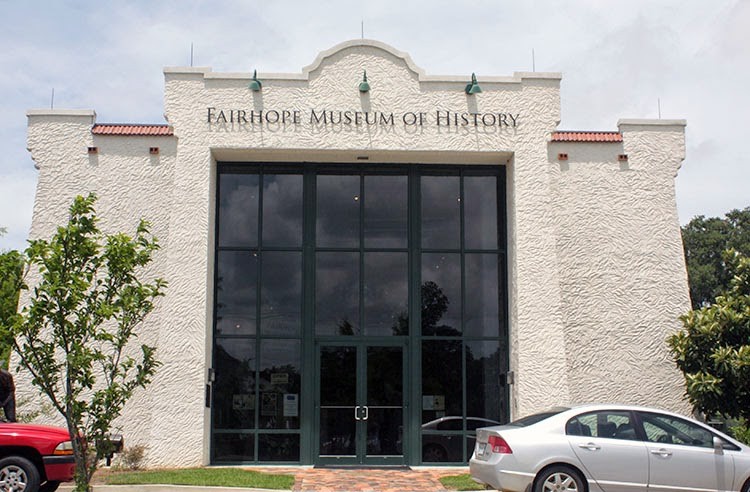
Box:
[682,207,750,309]
[0,249,23,367]
[0,227,24,368]
[3,194,166,491]
[668,250,750,422]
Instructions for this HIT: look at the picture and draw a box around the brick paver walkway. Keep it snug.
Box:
[254,466,474,491]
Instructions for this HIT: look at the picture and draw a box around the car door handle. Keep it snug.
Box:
[650,448,672,458]
[578,443,601,451]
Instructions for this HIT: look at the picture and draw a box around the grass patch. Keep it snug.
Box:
[440,473,487,491]
[105,467,294,489]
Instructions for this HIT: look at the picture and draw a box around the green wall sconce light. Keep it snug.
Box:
[248,70,262,91]
[465,73,482,94]
[359,70,370,93]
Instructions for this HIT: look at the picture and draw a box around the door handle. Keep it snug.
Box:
[650,448,672,458]
[578,443,601,451]
[362,406,369,421]
[354,406,361,421]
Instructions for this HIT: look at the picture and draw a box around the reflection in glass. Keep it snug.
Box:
[261,252,301,336]
[364,253,408,336]
[466,341,504,423]
[216,251,257,336]
[317,175,360,247]
[464,254,500,337]
[213,433,255,462]
[464,176,498,250]
[316,252,359,335]
[213,338,256,430]
[259,340,301,429]
[219,174,259,247]
[422,340,462,424]
[320,346,356,456]
[262,174,303,247]
[421,176,460,249]
[259,434,300,461]
[422,433,463,463]
[320,408,356,456]
[365,175,407,248]
[367,346,403,406]
[421,254,461,336]
[320,346,356,406]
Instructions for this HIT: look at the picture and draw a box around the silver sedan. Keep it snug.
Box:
[470,404,750,492]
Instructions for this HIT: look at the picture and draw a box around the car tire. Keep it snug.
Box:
[534,465,585,492]
[0,455,41,492]
[741,478,750,492]
[40,480,61,492]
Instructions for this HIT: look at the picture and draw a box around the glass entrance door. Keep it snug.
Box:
[317,342,406,465]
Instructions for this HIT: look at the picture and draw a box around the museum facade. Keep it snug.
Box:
[23,40,690,467]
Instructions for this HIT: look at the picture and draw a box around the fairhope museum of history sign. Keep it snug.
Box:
[206,107,520,129]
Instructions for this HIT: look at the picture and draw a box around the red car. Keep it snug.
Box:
[0,422,75,492]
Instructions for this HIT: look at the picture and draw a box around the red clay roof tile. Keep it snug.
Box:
[92,124,173,136]
[551,131,622,143]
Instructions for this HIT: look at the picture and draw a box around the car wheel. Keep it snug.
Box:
[741,478,750,492]
[0,456,41,491]
[39,480,61,492]
[422,444,448,462]
[534,465,585,492]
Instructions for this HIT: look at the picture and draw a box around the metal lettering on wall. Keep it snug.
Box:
[205,107,520,132]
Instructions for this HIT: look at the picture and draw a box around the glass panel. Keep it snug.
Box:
[216,251,257,336]
[316,252,359,335]
[422,340,462,424]
[367,408,403,456]
[422,434,464,463]
[364,253,408,336]
[364,175,407,248]
[464,254,500,337]
[421,175,460,249]
[258,434,300,461]
[213,433,255,462]
[261,252,301,336]
[421,254,461,336]
[262,174,303,247]
[466,341,505,423]
[320,346,356,406]
[317,175,360,248]
[367,346,403,406]
[259,340,301,429]
[219,173,259,247]
[320,408,356,456]
[320,346,356,456]
[464,176,498,250]
[213,338,256,430]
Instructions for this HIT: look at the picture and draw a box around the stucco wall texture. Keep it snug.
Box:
[21,40,690,467]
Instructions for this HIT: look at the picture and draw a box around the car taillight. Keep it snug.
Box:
[53,441,74,456]
[488,435,512,454]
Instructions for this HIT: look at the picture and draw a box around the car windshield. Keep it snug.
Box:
[507,408,568,427]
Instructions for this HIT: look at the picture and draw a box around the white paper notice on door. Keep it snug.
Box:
[283,393,299,417]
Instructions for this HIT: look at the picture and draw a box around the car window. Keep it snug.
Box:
[508,408,568,427]
[639,412,714,448]
[567,411,639,441]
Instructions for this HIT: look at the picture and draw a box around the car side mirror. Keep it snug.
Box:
[713,436,724,455]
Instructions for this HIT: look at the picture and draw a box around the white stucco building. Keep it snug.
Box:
[22,40,690,467]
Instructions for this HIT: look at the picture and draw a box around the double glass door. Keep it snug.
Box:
[317,342,406,465]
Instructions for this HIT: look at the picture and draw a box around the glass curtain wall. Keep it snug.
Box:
[212,163,507,465]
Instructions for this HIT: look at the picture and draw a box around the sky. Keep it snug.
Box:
[1,0,748,252]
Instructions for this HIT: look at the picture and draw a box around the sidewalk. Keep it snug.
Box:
[58,466,483,492]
